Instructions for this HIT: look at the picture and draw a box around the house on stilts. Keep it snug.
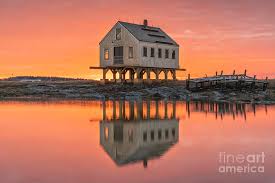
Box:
[90,19,185,84]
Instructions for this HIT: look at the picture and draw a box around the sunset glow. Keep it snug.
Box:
[0,101,274,182]
[1,0,274,79]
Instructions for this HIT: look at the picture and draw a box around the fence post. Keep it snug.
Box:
[186,74,190,90]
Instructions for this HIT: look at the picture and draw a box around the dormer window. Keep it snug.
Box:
[116,28,121,40]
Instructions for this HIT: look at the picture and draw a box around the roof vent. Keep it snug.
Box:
[143,19,148,27]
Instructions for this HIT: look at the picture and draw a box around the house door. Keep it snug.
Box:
[114,46,123,64]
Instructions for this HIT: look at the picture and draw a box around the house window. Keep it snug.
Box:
[129,47,133,58]
[104,127,109,140]
[114,125,123,143]
[165,49,169,59]
[104,49,109,60]
[172,50,176,59]
[128,129,133,143]
[116,28,121,40]
[150,130,154,141]
[172,128,176,138]
[143,132,147,142]
[158,130,162,140]
[143,47,147,57]
[158,48,162,58]
[151,48,155,57]
[165,129,169,139]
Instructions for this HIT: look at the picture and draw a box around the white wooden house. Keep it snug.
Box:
[90,20,185,83]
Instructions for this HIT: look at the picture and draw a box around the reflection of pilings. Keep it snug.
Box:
[146,100,150,119]
[100,100,177,122]
[119,100,123,120]
[165,100,168,119]
[230,103,235,120]
[172,100,176,119]
[211,102,214,111]
[188,101,262,120]
[186,101,190,118]
[155,100,159,119]
[215,103,218,119]
[122,100,126,119]
[243,104,246,120]
[100,100,264,122]
[113,100,116,120]
[253,104,256,116]
[137,100,143,120]
[129,100,135,120]
[195,101,199,110]
[200,101,204,111]
[103,100,106,120]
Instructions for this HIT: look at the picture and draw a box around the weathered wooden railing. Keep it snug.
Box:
[186,70,269,91]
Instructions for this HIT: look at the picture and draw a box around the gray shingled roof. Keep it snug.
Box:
[118,21,179,46]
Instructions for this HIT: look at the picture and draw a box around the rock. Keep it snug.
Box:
[189,93,208,100]
[142,87,176,99]
[125,91,142,100]
[229,92,237,96]
[1,80,275,103]
[150,92,166,99]
[81,93,105,100]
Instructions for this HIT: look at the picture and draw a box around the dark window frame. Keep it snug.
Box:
[150,130,155,141]
[116,28,121,40]
[129,47,133,59]
[104,49,109,60]
[143,132,147,142]
[172,50,176,59]
[128,129,134,143]
[172,128,176,138]
[158,48,162,58]
[150,48,155,57]
[143,47,147,57]
[158,130,162,140]
[165,129,169,139]
[165,49,169,59]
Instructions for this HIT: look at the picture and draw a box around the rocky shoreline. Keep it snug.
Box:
[0,80,275,104]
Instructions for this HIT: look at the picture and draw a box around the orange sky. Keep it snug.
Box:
[1,0,275,79]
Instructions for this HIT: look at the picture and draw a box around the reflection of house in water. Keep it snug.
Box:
[100,100,179,168]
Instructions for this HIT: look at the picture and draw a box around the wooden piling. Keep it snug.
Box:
[186,74,190,89]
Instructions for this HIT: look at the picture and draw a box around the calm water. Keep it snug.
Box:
[0,101,274,183]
